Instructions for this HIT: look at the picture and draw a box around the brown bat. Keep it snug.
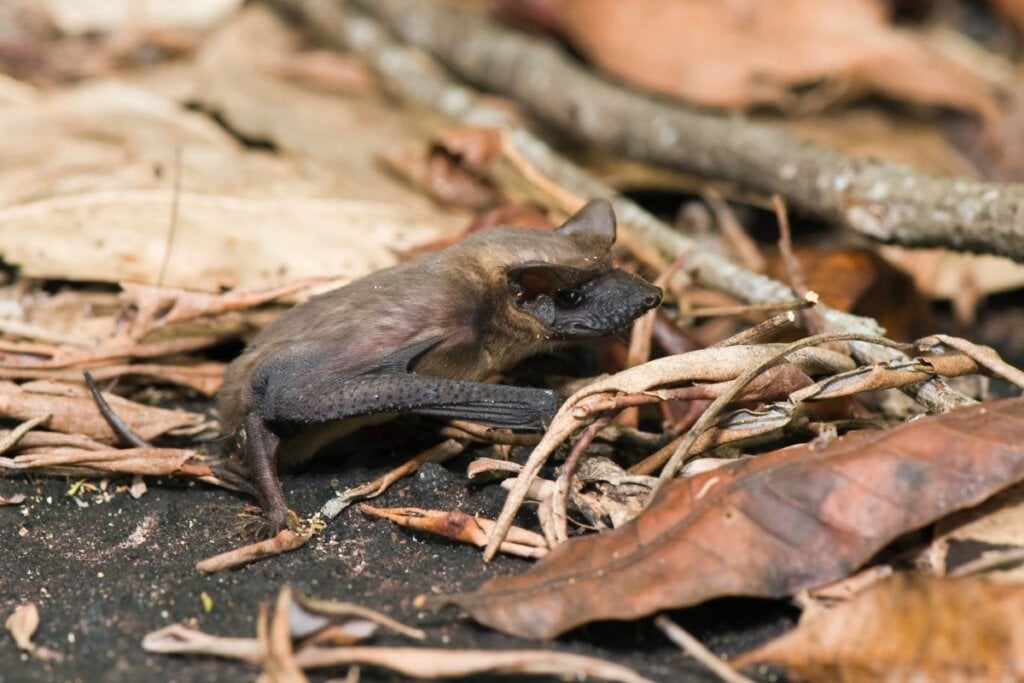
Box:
[217,200,662,534]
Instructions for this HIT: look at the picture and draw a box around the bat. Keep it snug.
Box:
[217,200,662,534]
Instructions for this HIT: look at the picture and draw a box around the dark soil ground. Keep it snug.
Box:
[0,439,797,683]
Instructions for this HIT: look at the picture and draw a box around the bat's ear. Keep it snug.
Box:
[507,261,575,302]
[556,199,616,254]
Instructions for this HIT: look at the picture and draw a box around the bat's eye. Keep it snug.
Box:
[556,288,584,308]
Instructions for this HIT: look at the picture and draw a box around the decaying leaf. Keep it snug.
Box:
[928,481,1024,580]
[196,529,313,574]
[735,572,1024,682]
[360,505,548,559]
[0,380,206,443]
[0,446,201,477]
[5,602,61,661]
[438,398,1024,639]
[5,603,40,651]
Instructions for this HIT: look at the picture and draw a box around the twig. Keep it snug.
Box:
[319,439,465,521]
[552,415,611,544]
[772,194,828,335]
[83,371,151,448]
[655,616,755,683]
[916,334,1024,390]
[683,299,812,319]
[710,311,798,347]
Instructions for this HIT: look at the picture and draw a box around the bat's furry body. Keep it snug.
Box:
[218,200,662,534]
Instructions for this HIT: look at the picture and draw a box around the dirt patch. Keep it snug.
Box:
[1,446,795,682]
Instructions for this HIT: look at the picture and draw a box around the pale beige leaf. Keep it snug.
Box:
[5,603,39,651]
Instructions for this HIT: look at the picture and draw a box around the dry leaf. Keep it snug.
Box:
[5,603,40,651]
[0,63,455,290]
[41,0,242,34]
[930,481,1024,580]
[782,106,982,179]
[552,0,1004,123]
[360,505,548,559]
[0,380,205,442]
[196,529,311,574]
[439,398,1024,639]
[0,446,199,477]
[736,572,1024,682]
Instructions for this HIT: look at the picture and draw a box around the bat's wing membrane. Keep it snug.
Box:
[263,337,560,431]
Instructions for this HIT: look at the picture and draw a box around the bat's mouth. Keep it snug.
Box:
[555,288,663,339]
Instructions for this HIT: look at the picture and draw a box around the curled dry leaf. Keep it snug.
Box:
[5,603,39,651]
[142,623,261,661]
[291,591,425,642]
[360,505,548,559]
[0,447,199,477]
[441,398,1024,639]
[735,572,1024,682]
[196,529,312,574]
[0,493,26,506]
[294,646,655,683]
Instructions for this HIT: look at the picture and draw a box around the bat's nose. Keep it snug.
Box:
[643,286,663,310]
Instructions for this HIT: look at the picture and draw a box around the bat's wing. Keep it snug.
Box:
[261,337,560,431]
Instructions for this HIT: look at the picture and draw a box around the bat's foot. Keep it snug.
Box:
[239,506,300,540]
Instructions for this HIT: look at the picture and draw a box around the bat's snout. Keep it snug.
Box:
[641,286,663,311]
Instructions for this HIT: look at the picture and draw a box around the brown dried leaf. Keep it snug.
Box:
[0,363,226,397]
[360,505,548,559]
[553,0,1004,123]
[929,481,1024,580]
[0,381,205,442]
[736,572,1024,682]
[441,398,1024,639]
[0,493,26,506]
[196,529,311,574]
[0,447,197,477]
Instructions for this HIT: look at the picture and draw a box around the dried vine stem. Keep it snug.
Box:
[655,333,908,483]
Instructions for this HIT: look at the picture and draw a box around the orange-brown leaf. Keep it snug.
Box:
[439,398,1024,639]
[553,0,1002,123]
[736,572,1024,682]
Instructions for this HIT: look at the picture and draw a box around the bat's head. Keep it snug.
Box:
[504,200,663,340]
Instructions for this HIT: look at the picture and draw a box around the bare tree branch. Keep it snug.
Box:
[354,0,1024,265]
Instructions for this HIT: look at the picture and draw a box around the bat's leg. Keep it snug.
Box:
[242,411,291,536]
[266,374,561,430]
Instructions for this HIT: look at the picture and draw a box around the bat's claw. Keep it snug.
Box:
[238,506,300,540]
